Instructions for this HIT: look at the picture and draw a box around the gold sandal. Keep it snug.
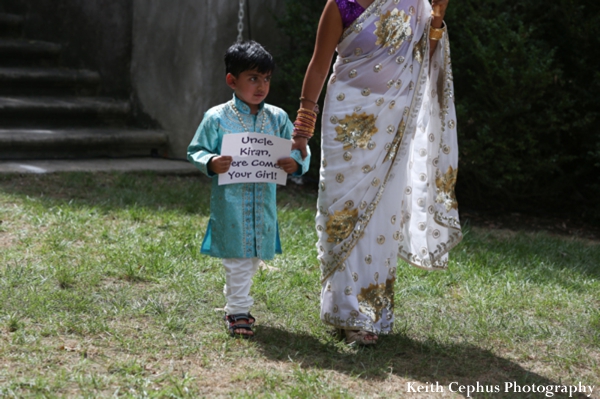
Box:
[343,329,378,345]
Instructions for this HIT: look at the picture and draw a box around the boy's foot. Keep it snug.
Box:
[224,313,255,339]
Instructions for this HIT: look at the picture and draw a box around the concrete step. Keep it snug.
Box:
[0,96,131,126]
[0,67,101,94]
[0,39,61,66]
[0,13,23,37]
[0,128,169,159]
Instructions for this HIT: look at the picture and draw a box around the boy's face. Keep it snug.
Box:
[226,69,272,114]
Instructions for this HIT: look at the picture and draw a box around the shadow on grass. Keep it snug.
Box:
[253,326,590,398]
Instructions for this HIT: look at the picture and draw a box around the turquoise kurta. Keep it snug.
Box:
[187,95,310,260]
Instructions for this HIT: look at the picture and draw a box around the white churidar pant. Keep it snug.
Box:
[222,257,261,315]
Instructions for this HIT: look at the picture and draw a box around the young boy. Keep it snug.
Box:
[187,41,310,338]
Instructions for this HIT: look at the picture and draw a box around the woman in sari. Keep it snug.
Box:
[292,0,462,345]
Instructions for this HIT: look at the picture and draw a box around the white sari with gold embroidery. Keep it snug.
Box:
[317,0,462,334]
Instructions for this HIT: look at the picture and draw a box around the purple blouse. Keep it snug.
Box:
[335,0,365,29]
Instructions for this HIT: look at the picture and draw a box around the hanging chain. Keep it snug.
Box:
[237,0,245,43]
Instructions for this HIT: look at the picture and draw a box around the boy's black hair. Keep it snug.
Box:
[225,40,275,77]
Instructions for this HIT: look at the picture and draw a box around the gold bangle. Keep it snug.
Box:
[429,25,444,41]
[297,107,317,117]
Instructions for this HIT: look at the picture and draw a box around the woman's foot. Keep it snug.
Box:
[224,313,255,339]
[344,329,378,345]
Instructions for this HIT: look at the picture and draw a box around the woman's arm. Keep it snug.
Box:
[292,0,344,158]
[429,0,449,58]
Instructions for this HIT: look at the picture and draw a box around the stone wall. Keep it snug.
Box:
[131,0,287,158]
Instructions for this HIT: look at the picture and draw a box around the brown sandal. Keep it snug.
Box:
[224,313,255,339]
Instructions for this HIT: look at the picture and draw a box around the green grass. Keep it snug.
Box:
[0,172,598,398]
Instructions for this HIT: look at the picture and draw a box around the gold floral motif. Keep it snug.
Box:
[374,9,412,52]
[435,166,458,211]
[357,278,395,323]
[413,33,427,64]
[326,208,359,243]
[334,112,379,150]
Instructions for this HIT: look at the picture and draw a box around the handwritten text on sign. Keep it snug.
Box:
[218,132,292,186]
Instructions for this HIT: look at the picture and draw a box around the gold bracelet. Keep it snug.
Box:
[429,25,444,41]
[299,96,317,105]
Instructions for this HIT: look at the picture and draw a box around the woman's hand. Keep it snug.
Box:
[431,0,449,19]
[277,157,299,174]
[208,155,232,174]
[291,136,309,160]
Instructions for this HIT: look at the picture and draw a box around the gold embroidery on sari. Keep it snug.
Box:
[435,166,458,211]
[326,208,359,243]
[334,112,379,150]
[413,33,427,64]
[374,9,412,52]
[357,278,395,323]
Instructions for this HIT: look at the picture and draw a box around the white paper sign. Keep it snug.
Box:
[218,132,292,186]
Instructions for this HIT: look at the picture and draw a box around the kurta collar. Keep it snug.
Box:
[232,94,264,115]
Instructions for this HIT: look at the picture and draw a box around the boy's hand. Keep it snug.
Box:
[208,155,233,174]
[277,157,299,174]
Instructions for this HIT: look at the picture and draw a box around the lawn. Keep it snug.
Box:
[0,172,598,398]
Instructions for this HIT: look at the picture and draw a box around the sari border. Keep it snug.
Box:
[340,0,387,42]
